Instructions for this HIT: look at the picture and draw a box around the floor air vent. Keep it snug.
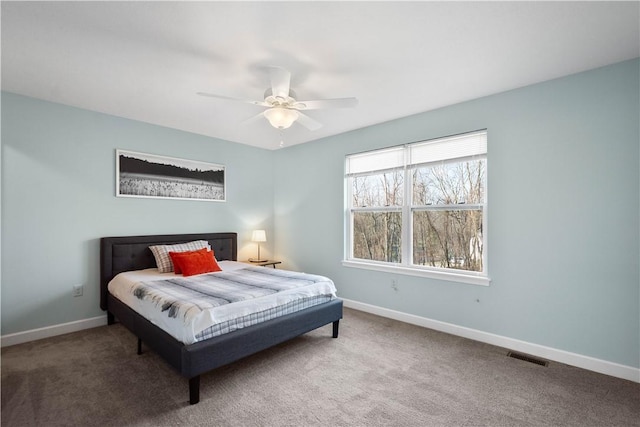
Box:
[507,351,549,367]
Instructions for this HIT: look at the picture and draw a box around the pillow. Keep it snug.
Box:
[169,249,221,277]
[169,248,214,274]
[149,240,211,273]
[168,248,210,274]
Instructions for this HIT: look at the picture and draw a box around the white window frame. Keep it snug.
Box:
[343,131,490,286]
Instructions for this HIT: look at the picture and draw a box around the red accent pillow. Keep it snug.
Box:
[169,249,221,277]
[169,248,210,274]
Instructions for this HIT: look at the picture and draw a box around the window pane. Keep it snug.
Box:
[352,171,404,207]
[413,159,485,206]
[353,211,402,262]
[413,209,483,272]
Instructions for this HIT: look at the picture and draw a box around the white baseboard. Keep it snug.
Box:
[1,315,108,348]
[342,298,640,383]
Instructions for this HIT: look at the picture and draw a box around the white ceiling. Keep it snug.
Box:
[2,1,639,150]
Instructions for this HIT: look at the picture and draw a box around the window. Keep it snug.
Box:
[344,131,489,285]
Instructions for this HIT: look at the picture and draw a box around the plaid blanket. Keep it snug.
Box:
[131,266,337,327]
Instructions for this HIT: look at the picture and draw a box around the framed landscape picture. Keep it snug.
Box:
[116,150,225,202]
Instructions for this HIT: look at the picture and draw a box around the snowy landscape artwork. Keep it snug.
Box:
[116,150,225,201]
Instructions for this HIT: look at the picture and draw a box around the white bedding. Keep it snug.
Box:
[107,261,337,344]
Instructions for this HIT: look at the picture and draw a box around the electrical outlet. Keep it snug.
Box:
[391,279,399,291]
[72,285,84,297]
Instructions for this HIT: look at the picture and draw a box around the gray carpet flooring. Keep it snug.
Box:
[2,308,639,426]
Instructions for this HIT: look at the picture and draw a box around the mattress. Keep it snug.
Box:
[107,261,337,344]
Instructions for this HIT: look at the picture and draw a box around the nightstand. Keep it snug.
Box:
[242,260,282,268]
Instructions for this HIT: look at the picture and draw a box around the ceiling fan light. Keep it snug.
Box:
[264,107,299,129]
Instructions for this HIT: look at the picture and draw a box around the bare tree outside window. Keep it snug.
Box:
[352,171,403,263]
[412,160,485,272]
[353,211,402,262]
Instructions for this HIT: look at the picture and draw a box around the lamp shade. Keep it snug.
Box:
[251,230,267,242]
[263,107,299,129]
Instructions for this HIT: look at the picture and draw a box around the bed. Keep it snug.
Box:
[100,232,343,404]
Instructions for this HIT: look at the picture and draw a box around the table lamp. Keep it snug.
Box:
[250,230,267,262]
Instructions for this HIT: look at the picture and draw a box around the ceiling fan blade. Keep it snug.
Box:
[240,112,268,126]
[269,66,291,99]
[296,112,322,131]
[197,92,269,107]
[293,97,358,110]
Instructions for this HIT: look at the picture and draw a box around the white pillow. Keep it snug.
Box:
[149,240,211,273]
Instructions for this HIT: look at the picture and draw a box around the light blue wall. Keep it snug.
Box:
[273,59,640,368]
[1,93,275,335]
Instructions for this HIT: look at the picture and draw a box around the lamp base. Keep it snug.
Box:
[249,258,267,263]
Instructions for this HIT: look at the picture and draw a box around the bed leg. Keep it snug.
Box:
[189,376,200,405]
[107,312,115,325]
[332,320,340,338]
[137,338,142,355]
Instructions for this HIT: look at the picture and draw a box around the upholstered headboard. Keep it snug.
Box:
[100,232,237,311]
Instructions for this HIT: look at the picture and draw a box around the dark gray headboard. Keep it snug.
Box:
[100,232,237,311]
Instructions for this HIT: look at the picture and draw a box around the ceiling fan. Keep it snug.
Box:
[197,67,358,131]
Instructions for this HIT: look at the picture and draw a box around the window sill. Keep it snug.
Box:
[341,260,491,286]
